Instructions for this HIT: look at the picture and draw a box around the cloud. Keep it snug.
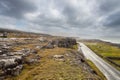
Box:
[0,0,37,19]
[98,0,120,15]
[0,0,120,40]
[102,11,120,28]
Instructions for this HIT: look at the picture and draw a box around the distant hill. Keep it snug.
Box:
[0,28,51,38]
[78,39,120,48]
[78,39,103,43]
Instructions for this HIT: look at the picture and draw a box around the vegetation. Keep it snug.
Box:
[87,60,107,80]
[7,47,92,80]
[85,42,120,71]
[0,29,103,80]
[72,43,78,50]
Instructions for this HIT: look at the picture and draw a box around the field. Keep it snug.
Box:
[7,47,100,80]
[85,42,120,71]
[0,36,101,80]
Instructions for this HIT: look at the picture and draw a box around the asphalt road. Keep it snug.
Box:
[78,42,120,80]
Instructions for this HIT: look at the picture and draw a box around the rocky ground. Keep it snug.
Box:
[0,31,102,80]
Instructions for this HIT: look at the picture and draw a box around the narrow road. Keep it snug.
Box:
[78,42,120,80]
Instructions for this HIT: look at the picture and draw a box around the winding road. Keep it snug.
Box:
[78,42,120,80]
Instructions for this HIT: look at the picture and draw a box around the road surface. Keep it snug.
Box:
[78,42,120,80]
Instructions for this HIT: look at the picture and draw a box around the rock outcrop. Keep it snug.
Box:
[54,38,77,48]
[0,44,40,79]
[43,38,77,49]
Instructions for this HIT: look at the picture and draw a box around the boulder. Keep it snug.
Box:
[42,42,54,49]
[4,65,23,76]
[23,55,40,65]
[0,50,2,55]
[12,65,23,76]
[31,49,38,54]
[0,56,23,76]
[35,46,42,49]
[0,61,4,69]
[53,55,64,59]
[53,55,65,61]
[0,76,5,80]
[53,38,77,48]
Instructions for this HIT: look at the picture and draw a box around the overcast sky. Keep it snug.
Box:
[0,0,120,41]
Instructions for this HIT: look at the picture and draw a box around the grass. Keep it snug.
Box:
[112,60,120,65]
[85,42,120,71]
[72,43,79,50]
[7,46,95,80]
[5,42,104,80]
[87,60,107,80]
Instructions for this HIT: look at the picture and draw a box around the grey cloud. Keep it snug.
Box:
[103,11,120,27]
[33,0,96,29]
[0,0,120,40]
[98,0,120,15]
[97,0,120,37]
[0,0,37,19]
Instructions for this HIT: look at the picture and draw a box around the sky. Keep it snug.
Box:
[0,0,120,42]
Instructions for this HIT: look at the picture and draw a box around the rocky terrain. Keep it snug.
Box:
[0,29,103,80]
